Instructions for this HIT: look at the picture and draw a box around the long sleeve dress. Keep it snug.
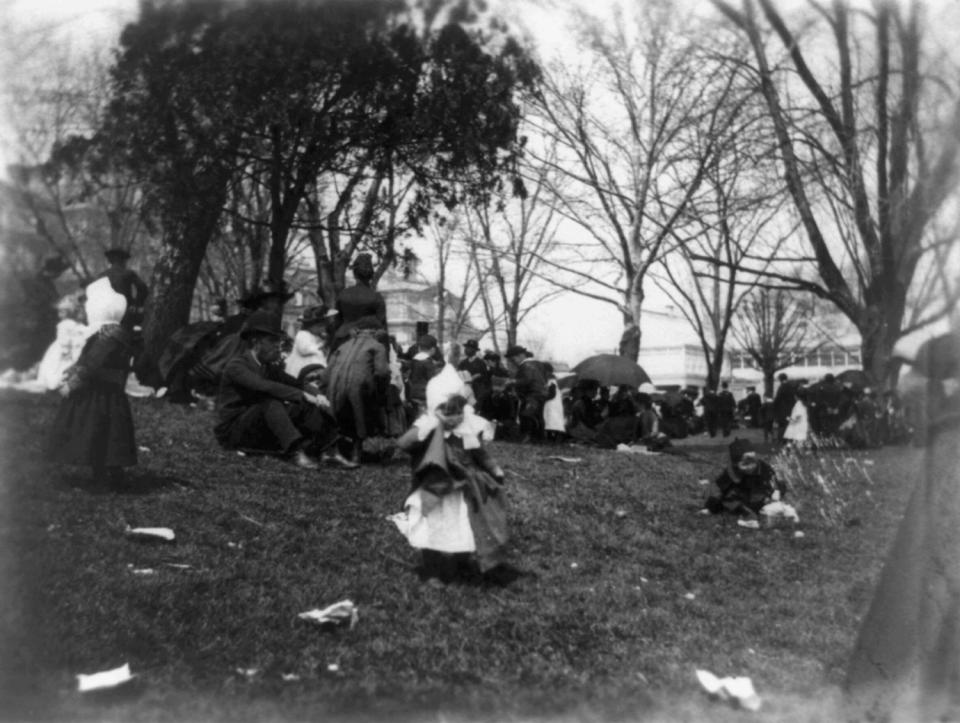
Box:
[47,324,137,469]
[392,412,508,572]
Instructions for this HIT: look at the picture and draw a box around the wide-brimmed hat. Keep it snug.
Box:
[464,339,479,351]
[352,253,374,274]
[104,247,131,262]
[300,305,337,327]
[240,310,284,339]
[240,282,295,309]
[483,350,500,361]
[505,344,530,359]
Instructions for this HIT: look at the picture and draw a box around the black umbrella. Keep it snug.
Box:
[571,354,651,388]
[837,368,874,391]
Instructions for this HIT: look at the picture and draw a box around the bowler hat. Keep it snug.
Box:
[505,344,530,359]
[241,310,284,339]
[104,247,131,262]
[483,351,500,361]
[464,339,479,350]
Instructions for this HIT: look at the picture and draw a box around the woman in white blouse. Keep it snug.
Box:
[285,305,336,383]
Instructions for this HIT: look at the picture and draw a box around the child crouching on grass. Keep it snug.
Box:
[47,278,138,491]
[702,438,786,518]
[391,357,514,585]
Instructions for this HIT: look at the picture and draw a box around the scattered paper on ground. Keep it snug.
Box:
[696,669,762,711]
[77,663,135,693]
[298,600,358,629]
[760,500,799,523]
[737,519,760,530]
[616,444,658,455]
[546,456,582,463]
[125,526,175,542]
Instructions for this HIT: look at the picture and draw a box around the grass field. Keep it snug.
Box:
[0,391,914,722]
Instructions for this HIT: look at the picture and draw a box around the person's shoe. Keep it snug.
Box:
[322,452,359,470]
[292,449,319,470]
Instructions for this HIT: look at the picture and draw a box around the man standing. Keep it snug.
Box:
[717,381,737,437]
[215,310,358,469]
[458,339,491,416]
[698,385,720,438]
[773,373,797,442]
[506,345,548,442]
[742,386,762,428]
[102,247,150,330]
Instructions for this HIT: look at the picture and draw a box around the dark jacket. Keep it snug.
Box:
[215,351,302,444]
[334,284,387,341]
[514,359,548,400]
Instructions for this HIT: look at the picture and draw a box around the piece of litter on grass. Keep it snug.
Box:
[281,673,300,682]
[298,600,358,629]
[794,530,805,538]
[227,541,241,549]
[163,563,192,570]
[570,562,579,569]
[236,450,246,457]
[695,669,761,712]
[737,519,760,530]
[640,576,649,583]
[748,648,756,655]
[327,663,340,673]
[546,456,582,463]
[235,668,259,678]
[129,567,155,576]
[684,593,696,600]
[46,524,58,532]
[698,508,711,515]
[138,446,151,453]
[614,509,627,518]
[864,460,875,465]
[698,478,710,486]
[77,663,135,693]
[125,526,175,542]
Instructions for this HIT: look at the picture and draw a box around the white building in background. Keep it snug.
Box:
[636,306,733,391]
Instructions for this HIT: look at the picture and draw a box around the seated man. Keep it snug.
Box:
[215,310,358,469]
[703,438,785,516]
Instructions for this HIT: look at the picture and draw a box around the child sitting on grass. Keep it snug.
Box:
[392,358,513,585]
[47,278,138,491]
[703,438,786,517]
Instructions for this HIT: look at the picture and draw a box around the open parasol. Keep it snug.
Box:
[571,354,651,388]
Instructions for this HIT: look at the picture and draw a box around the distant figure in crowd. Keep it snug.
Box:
[333,253,387,350]
[458,339,491,418]
[717,381,736,437]
[36,294,88,391]
[285,305,336,385]
[542,363,566,443]
[758,394,776,442]
[783,387,810,448]
[773,373,797,442]
[699,386,719,437]
[703,438,786,517]
[214,310,357,469]
[47,278,138,491]
[392,362,511,585]
[101,247,149,330]
[407,334,442,417]
[741,386,762,428]
[506,345,548,442]
[845,331,960,722]
[0,254,70,372]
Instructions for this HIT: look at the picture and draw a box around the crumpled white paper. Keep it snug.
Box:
[125,526,175,542]
[77,663,135,692]
[298,600,358,629]
[547,456,582,463]
[696,669,761,711]
[760,500,799,523]
[615,444,658,455]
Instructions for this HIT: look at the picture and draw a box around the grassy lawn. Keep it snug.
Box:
[0,390,914,722]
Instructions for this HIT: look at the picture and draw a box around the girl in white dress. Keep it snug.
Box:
[37,295,88,391]
[783,387,810,447]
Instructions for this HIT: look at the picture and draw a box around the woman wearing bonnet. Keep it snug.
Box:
[391,346,514,585]
[47,278,138,491]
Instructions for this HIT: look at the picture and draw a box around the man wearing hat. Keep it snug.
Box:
[458,339,491,417]
[332,253,388,351]
[505,344,548,442]
[101,247,149,330]
[215,310,358,469]
[407,334,442,416]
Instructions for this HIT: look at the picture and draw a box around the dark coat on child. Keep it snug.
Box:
[48,325,138,468]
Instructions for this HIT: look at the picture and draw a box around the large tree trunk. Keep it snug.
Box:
[619,275,643,360]
[136,213,222,386]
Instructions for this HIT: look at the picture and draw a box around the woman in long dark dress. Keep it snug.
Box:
[48,278,137,490]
